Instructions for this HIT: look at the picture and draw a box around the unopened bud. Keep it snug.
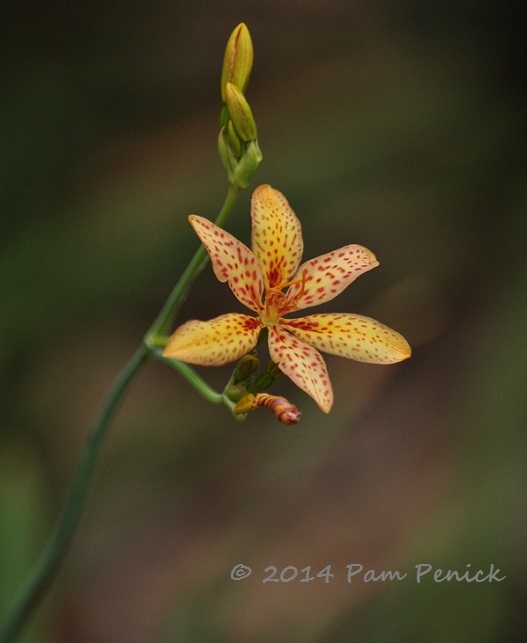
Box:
[220,23,253,102]
[233,353,260,383]
[253,360,282,392]
[225,83,257,142]
[265,361,283,379]
[226,119,243,159]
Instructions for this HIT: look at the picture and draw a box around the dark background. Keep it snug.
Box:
[1,1,526,641]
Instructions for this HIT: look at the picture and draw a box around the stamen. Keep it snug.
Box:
[287,270,307,308]
[264,270,307,318]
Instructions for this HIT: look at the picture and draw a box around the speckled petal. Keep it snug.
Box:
[189,215,263,313]
[251,185,304,289]
[281,313,411,364]
[286,245,379,311]
[268,325,333,413]
[163,314,263,366]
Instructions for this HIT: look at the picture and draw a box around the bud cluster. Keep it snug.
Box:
[223,352,260,401]
[219,24,262,188]
[223,352,300,425]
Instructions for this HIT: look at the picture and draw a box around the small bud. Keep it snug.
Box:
[225,83,257,142]
[253,360,282,392]
[220,23,254,102]
[253,372,272,392]
[265,361,283,379]
[233,353,260,383]
[226,119,243,159]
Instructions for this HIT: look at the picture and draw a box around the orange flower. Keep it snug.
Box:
[163,185,411,412]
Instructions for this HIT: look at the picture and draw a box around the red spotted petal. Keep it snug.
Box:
[189,215,263,313]
[281,313,412,364]
[251,185,304,289]
[286,245,379,311]
[163,314,263,366]
[268,325,333,413]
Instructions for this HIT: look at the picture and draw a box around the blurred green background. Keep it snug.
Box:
[1,1,526,641]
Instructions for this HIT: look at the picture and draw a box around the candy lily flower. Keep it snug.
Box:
[163,185,411,412]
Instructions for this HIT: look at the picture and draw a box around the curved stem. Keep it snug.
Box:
[0,183,245,642]
[152,352,223,404]
[151,353,246,421]
[0,345,149,643]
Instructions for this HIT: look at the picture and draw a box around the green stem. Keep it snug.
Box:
[0,344,149,643]
[151,353,246,421]
[0,183,244,642]
[152,353,223,404]
[147,183,240,341]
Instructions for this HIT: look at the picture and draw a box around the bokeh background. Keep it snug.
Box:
[2,1,526,641]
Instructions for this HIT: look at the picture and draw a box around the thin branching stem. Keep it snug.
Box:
[0,182,243,642]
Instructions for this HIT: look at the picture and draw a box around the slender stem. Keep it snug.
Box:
[0,183,244,642]
[152,353,223,404]
[151,353,246,421]
[0,345,149,643]
[147,183,240,340]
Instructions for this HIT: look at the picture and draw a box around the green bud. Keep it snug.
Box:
[220,104,230,129]
[220,23,254,102]
[223,352,260,403]
[225,82,257,142]
[265,360,283,379]
[231,140,263,189]
[253,360,283,392]
[233,353,260,383]
[223,382,249,402]
[226,119,243,159]
[253,372,273,392]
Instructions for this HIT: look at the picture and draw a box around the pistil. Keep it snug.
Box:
[263,270,307,323]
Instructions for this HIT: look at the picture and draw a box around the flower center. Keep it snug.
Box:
[262,270,306,325]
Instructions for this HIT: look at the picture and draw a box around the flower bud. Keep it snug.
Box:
[265,360,283,379]
[253,360,282,392]
[226,119,243,159]
[225,82,257,142]
[233,353,260,383]
[220,23,253,102]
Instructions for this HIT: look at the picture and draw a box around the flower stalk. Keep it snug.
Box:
[0,345,149,643]
[0,19,412,642]
[145,182,241,344]
[0,23,261,642]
